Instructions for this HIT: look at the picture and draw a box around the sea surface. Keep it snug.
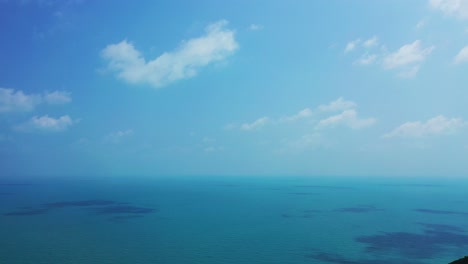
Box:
[1,176,467,264]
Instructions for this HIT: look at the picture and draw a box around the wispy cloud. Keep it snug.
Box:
[344,39,360,53]
[104,129,134,143]
[382,40,434,70]
[0,88,71,113]
[101,20,239,88]
[318,97,356,112]
[429,0,468,19]
[240,117,269,131]
[279,108,312,122]
[228,98,374,133]
[416,19,426,29]
[249,24,263,31]
[15,115,76,132]
[383,115,465,138]
[363,36,379,48]
[345,37,434,78]
[454,45,468,64]
[43,91,72,104]
[316,109,376,130]
[354,53,378,65]
[0,88,41,112]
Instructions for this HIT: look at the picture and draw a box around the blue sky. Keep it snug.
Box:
[1,0,468,178]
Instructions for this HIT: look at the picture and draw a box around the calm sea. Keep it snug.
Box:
[1,176,467,263]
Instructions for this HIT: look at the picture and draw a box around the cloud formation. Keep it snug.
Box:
[43,90,72,104]
[429,0,468,19]
[363,36,379,48]
[240,117,269,131]
[383,40,434,70]
[345,37,434,77]
[344,39,360,53]
[0,88,71,113]
[354,53,378,65]
[105,129,134,143]
[279,108,312,122]
[318,97,357,112]
[249,24,263,31]
[16,115,76,132]
[316,109,376,130]
[383,115,465,138]
[101,20,238,88]
[454,45,468,64]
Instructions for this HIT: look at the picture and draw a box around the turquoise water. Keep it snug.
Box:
[1,176,467,263]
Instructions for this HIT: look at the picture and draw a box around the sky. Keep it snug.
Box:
[0,0,468,178]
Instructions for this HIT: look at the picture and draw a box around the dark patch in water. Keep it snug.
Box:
[414,208,468,216]
[213,183,243,188]
[381,183,443,188]
[293,185,354,190]
[335,205,383,213]
[0,183,34,186]
[304,209,323,213]
[418,223,465,233]
[355,224,468,259]
[281,212,315,219]
[4,208,50,216]
[306,252,428,264]
[281,213,294,218]
[261,187,283,191]
[91,205,155,215]
[44,200,119,208]
[288,192,318,196]
[3,200,156,220]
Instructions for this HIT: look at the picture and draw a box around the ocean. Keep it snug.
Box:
[1,176,467,263]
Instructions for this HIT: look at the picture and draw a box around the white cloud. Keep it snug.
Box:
[0,88,71,113]
[16,115,75,132]
[454,45,468,63]
[279,108,312,122]
[345,39,360,53]
[383,115,465,138]
[101,20,238,88]
[249,24,263,31]
[343,38,433,78]
[0,88,41,112]
[228,98,372,133]
[383,40,434,69]
[429,0,468,19]
[416,20,426,29]
[363,36,379,48]
[319,97,357,112]
[43,91,71,104]
[105,129,134,143]
[382,40,434,77]
[354,53,378,65]
[316,109,376,130]
[240,117,269,131]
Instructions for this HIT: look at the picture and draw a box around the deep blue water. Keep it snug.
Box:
[1,176,467,263]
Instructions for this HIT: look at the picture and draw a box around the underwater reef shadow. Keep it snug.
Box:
[414,208,468,216]
[305,252,429,264]
[334,205,384,213]
[3,199,156,221]
[355,223,468,259]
